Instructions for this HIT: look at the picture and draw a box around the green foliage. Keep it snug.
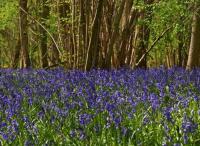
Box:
[0,0,18,30]
[147,0,193,66]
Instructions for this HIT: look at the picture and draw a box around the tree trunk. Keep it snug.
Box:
[79,0,87,68]
[105,0,126,69]
[118,8,137,67]
[40,0,50,68]
[121,0,133,30]
[186,3,200,70]
[19,0,31,68]
[13,38,21,68]
[58,0,69,64]
[85,0,104,71]
[72,0,77,68]
[177,33,184,67]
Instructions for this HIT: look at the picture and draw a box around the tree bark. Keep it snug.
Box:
[71,0,77,68]
[13,38,21,68]
[40,0,50,68]
[118,8,138,67]
[177,33,184,67]
[57,0,69,65]
[186,3,200,70]
[105,0,126,69]
[19,0,31,68]
[85,0,104,71]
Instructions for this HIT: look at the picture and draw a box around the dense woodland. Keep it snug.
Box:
[0,0,200,70]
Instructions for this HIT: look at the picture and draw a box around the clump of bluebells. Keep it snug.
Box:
[0,67,200,145]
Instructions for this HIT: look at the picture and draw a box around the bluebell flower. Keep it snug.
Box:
[182,120,198,133]
[183,134,188,144]
[143,115,149,125]
[163,107,173,123]
[121,127,128,136]
[11,120,19,133]
[194,96,199,102]
[28,98,33,106]
[0,122,7,128]
[69,130,76,138]
[114,116,122,127]
[79,113,92,126]
[50,115,55,124]
[0,132,8,140]
[79,130,86,140]
[38,111,45,119]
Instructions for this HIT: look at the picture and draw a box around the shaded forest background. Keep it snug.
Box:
[0,0,200,70]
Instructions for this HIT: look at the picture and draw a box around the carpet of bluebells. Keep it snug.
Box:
[0,67,200,145]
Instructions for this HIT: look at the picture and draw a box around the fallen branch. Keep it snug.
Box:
[135,26,172,67]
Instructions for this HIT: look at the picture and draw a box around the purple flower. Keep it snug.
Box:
[163,107,173,123]
[28,98,33,106]
[114,116,122,127]
[38,111,45,119]
[194,96,199,102]
[69,130,76,138]
[79,130,86,140]
[0,132,8,140]
[143,115,149,125]
[0,122,7,128]
[121,127,128,136]
[11,120,19,133]
[182,120,198,133]
[79,113,92,126]
[183,134,188,144]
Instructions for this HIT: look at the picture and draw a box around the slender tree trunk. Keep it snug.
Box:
[100,0,115,68]
[51,34,60,66]
[121,0,133,30]
[177,33,184,67]
[126,35,134,65]
[13,38,21,68]
[58,0,70,64]
[71,0,77,68]
[166,48,170,68]
[118,8,137,67]
[155,48,158,67]
[130,25,139,67]
[105,0,126,69]
[85,0,104,71]
[186,3,200,70]
[85,0,90,62]
[79,0,87,68]
[40,0,50,68]
[19,0,31,68]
